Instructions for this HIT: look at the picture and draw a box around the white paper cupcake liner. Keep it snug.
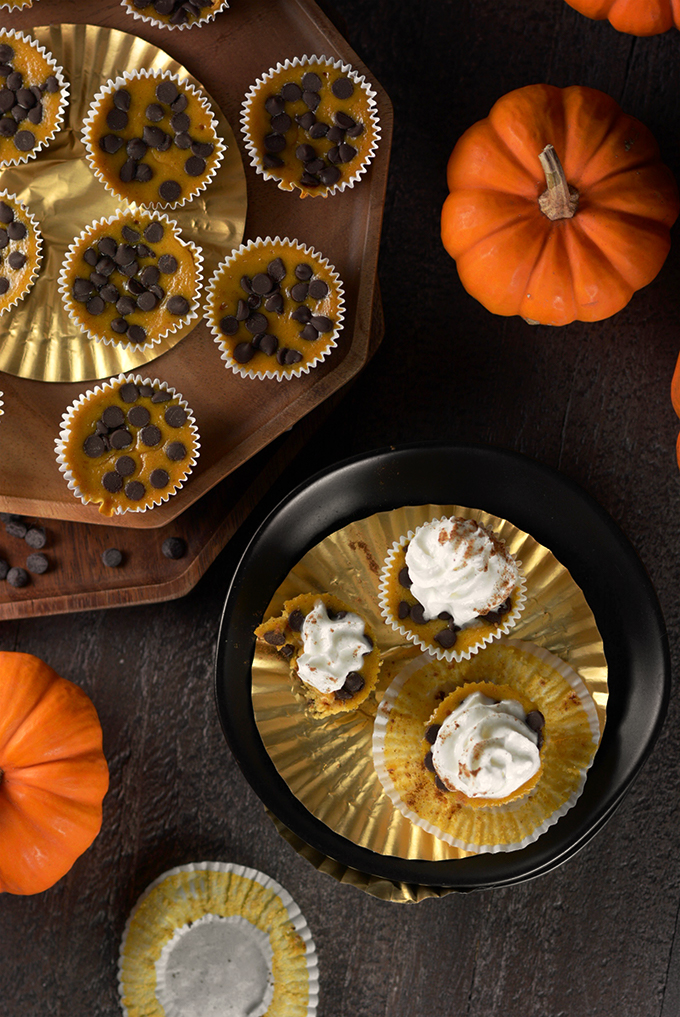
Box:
[81,68,225,209]
[378,521,527,662]
[372,639,601,854]
[0,28,69,169]
[121,0,229,31]
[241,55,381,198]
[55,372,200,515]
[58,211,203,351]
[205,235,345,380]
[0,191,43,317]
[118,861,319,1017]
[0,0,36,9]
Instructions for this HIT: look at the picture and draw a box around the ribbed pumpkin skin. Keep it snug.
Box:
[565,0,680,36]
[0,653,109,895]
[441,84,680,326]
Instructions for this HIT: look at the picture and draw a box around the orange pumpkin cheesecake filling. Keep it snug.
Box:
[0,193,41,313]
[0,30,66,166]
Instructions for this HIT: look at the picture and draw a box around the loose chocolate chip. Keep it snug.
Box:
[7,566,28,588]
[164,405,186,428]
[115,455,136,476]
[144,222,164,244]
[141,425,162,446]
[127,405,150,427]
[162,536,187,560]
[110,429,133,449]
[219,315,239,336]
[125,481,145,501]
[232,341,255,364]
[83,434,106,458]
[102,405,125,428]
[166,295,190,316]
[159,180,181,202]
[264,629,286,646]
[25,527,46,550]
[410,602,426,624]
[102,548,123,568]
[290,282,309,302]
[398,566,411,588]
[425,724,441,745]
[5,519,27,539]
[0,559,8,580]
[264,293,284,314]
[332,77,355,100]
[148,468,169,489]
[156,80,179,105]
[308,279,329,300]
[166,441,187,461]
[102,471,123,493]
[398,600,410,620]
[435,628,457,648]
[127,324,147,344]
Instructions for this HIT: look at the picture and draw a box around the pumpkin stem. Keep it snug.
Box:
[538,145,579,221]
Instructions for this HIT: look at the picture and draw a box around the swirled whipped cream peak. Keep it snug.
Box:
[431,691,540,799]
[404,517,520,626]
[296,599,373,694]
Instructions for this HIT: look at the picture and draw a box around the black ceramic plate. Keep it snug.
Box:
[214,443,670,890]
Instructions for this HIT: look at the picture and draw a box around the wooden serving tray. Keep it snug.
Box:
[0,0,393,531]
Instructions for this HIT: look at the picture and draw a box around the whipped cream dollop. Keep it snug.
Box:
[404,517,519,626]
[431,692,540,799]
[296,599,373,694]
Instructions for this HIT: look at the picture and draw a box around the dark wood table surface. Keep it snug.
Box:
[3,0,680,1014]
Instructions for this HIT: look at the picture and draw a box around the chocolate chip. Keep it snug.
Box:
[141,425,162,446]
[191,141,214,159]
[100,284,120,303]
[113,89,131,112]
[5,519,27,539]
[151,389,172,402]
[102,471,123,493]
[125,481,145,501]
[302,91,320,111]
[110,429,133,449]
[73,278,93,301]
[263,153,283,170]
[258,334,278,357]
[290,282,309,302]
[425,724,441,745]
[111,317,128,333]
[0,276,8,294]
[27,104,43,126]
[310,315,332,332]
[7,567,28,588]
[166,441,186,461]
[526,711,545,732]
[424,750,436,772]
[233,342,255,364]
[144,222,164,244]
[162,536,187,559]
[410,602,426,624]
[325,125,345,143]
[280,643,295,659]
[122,226,140,244]
[398,566,411,588]
[219,315,238,336]
[115,455,136,476]
[265,94,286,116]
[146,102,165,122]
[308,279,329,300]
[13,129,34,151]
[281,82,302,102]
[171,112,190,134]
[156,80,179,105]
[278,348,303,366]
[171,93,188,113]
[45,76,60,94]
[434,775,450,792]
[119,159,137,184]
[16,89,36,110]
[0,45,14,63]
[127,405,150,427]
[245,312,267,334]
[319,165,341,187]
[264,629,286,646]
[159,180,181,203]
[332,77,354,99]
[25,527,46,550]
[184,155,206,177]
[157,253,178,274]
[145,469,168,491]
[83,435,106,458]
[106,107,128,131]
[0,201,13,224]
[126,324,147,344]
[434,628,457,648]
[164,406,186,428]
[0,559,8,580]
[291,305,311,324]
[338,142,358,162]
[135,291,156,312]
[115,296,136,317]
[0,119,17,138]
[166,296,189,316]
[344,671,365,693]
[300,324,318,341]
[102,547,123,568]
[102,405,125,428]
[347,123,364,139]
[398,601,410,620]
[173,131,192,150]
[264,293,284,314]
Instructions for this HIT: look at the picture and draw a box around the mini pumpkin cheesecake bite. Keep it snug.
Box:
[255,593,381,718]
[55,374,200,516]
[379,515,526,661]
[121,0,229,28]
[0,29,68,167]
[59,211,202,350]
[0,192,42,314]
[82,69,224,208]
[241,55,380,197]
[206,236,344,379]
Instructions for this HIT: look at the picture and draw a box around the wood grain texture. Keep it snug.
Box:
[2,0,680,1016]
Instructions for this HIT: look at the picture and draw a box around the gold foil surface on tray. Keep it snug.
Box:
[0,23,246,383]
[252,504,609,869]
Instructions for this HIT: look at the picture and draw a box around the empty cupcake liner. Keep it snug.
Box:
[0,28,69,169]
[378,522,527,662]
[241,54,381,198]
[58,211,203,352]
[0,191,43,318]
[81,68,225,210]
[205,235,345,380]
[118,861,319,1017]
[120,0,229,31]
[372,639,602,854]
[55,372,200,515]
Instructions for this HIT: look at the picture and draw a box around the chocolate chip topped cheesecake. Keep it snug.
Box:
[60,212,202,349]
[206,237,344,379]
[56,375,200,516]
[83,70,224,208]
[242,56,380,197]
[122,0,228,28]
[0,29,67,167]
[0,193,42,314]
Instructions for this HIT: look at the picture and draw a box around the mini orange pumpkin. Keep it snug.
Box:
[441,84,680,326]
[564,0,680,35]
[0,652,109,895]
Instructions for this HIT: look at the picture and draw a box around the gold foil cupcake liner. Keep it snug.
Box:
[118,861,319,1017]
[0,191,43,317]
[377,520,527,661]
[241,55,381,198]
[252,503,609,863]
[205,236,345,380]
[0,28,69,170]
[82,68,226,210]
[55,372,200,515]
[58,210,204,352]
[121,0,230,31]
[372,639,602,854]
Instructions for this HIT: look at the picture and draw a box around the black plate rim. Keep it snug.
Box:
[214,441,670,890]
